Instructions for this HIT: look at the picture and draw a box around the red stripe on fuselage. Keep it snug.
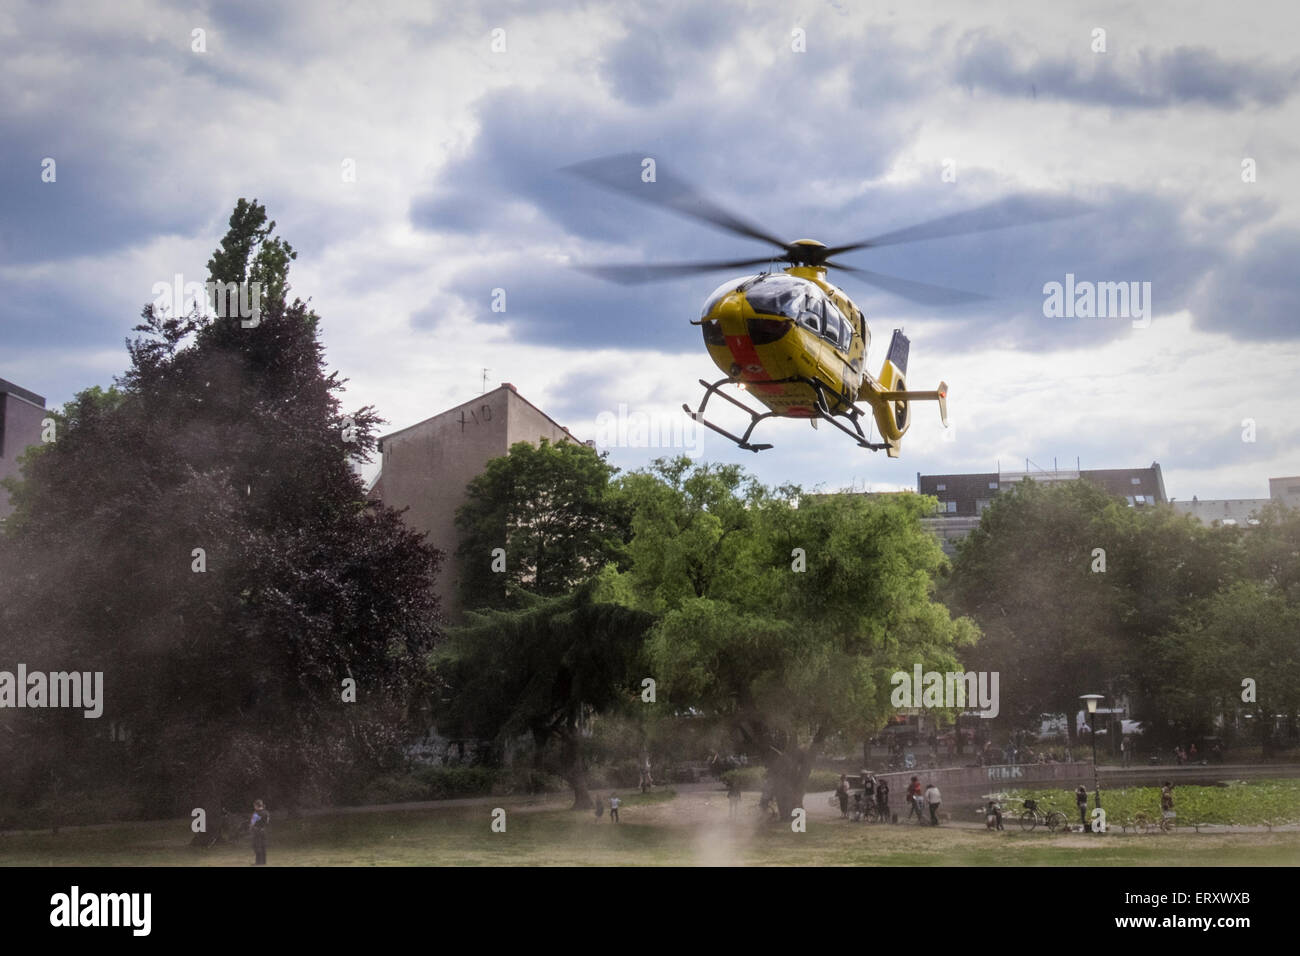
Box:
[724,335,784,395]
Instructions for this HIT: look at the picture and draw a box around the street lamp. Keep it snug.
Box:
[1080,694,1105,822]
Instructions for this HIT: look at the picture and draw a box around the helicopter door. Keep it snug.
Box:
[795,295,825,369]
[820,300,850,382]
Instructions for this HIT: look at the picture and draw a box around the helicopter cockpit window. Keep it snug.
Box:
[826,302,853,351]
[700,276,759,319]
[745,275,817,321]
[822,301,846,349]
[796,296,823,334]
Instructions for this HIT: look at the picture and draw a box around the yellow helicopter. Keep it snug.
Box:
[567,155,1080,456]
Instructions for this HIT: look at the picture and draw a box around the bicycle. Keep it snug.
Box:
[1131,810,1176,833]
[1017,798,1069,833]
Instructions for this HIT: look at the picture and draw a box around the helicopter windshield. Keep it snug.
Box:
[700,275,761,319]
[744,275,822,320]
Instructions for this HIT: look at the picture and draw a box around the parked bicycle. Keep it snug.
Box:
[1018,798,1069,833]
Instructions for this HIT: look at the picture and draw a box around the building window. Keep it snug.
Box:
[936,483,946,492]
[988,482,998,489]
[976,499,991,513]
[1126,496,1135,506]
[945,500,957,514]
[1130,476,1141,485]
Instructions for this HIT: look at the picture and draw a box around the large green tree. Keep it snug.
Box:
[1139,504,1300,750]
[433,575,655,808]
[0,200,442,827]
[945,479,1137,741]
[945,479,1243,749]
[618,458,976,819]
[455,439,626,611]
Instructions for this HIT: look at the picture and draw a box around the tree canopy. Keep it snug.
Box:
[455,438,626,611]
[618,459,977,817]
[0,200,442,826]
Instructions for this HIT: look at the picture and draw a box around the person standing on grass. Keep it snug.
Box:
[836,774,851,818]
[876,778,890,821]
[250,799,268,866]
[907,776,924,823]
[1161,782,1175,826]
[1075,785,1089,828]
[924,782,942,826]
[594,794,604,821]
[609,793,621,823]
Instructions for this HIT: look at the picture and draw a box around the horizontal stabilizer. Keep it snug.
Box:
[877,381,949,427]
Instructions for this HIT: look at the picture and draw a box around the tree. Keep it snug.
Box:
[433,574,655,808]
[619,459,976,819]
[945,479,1131,743]
[455,439,626,611]
[1139,505,1300,750]
[0,200,442,826]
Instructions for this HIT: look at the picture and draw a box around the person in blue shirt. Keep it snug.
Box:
[250,799,269,865]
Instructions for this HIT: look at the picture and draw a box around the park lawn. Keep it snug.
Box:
[1008,780,1300,827]
[1,789,1298,866]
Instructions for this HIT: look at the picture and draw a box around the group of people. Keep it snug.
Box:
[834,773,944,825]
[907,776,943,825]
[835,773,891,822]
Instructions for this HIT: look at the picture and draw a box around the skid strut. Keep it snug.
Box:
[682,377,891,453]
[682,377,777,452]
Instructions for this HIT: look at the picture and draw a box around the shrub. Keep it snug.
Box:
[498,769,567,795]
[358,774,431,806]
[720,767,767,791]
[807,770,841,792]
[414,766,496,799]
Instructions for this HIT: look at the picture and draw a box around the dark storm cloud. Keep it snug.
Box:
[0,4,281,266]
[416,86,1233,356]
[952,33,1298,108]
[411,22,917,246]
[596,2,737,107]
[0,140,197,265]
[1192,225,1300,341]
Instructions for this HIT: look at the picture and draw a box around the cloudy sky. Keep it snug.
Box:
[3,0,1298,499]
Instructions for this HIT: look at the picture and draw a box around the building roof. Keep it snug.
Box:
[918,462,1166,518]
[0,377,46,407]
[377,382,581,447]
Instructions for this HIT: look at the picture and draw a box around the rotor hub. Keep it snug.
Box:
[784,239,829,267]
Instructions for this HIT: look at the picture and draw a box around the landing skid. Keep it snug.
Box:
[682,377,890,453]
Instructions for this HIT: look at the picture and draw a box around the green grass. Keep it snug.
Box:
[2,787,1298,866]
[1008,779,1300,827]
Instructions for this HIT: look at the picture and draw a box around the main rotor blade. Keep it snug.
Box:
[563,153,789,250]
[576,257,777,285]
[823,194,1090,257]
[826,262,989,306]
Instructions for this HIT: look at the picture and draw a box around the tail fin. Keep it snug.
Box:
[879,329,909,389]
